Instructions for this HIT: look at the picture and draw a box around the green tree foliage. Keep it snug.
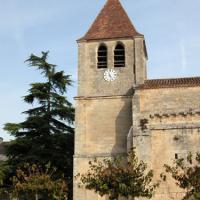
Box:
[2,52,74,198]
[11,163,67,200]
[0,161,10,194]
[162,152,200,200]
[78,148,158,200]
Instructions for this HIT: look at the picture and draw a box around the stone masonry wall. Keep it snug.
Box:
[77,37,146,97]
[74,96,132,200]
[75,34,147,199]
[77,39,134,97]
[133,86,200,200]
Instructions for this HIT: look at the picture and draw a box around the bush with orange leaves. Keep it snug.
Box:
[11,163,67,200]
[77,148,158,200]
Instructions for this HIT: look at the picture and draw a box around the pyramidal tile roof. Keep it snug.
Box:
[79,0,142,41]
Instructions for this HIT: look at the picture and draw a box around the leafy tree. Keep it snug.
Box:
[78,148,158,200]
[11,163,67,200]
[162,152,200,200]
[3,51,74,199]
[0,161,10,195]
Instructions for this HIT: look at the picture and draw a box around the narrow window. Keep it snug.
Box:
[97,45,107,69]
[175,153,178,159]
[114,43,125,67]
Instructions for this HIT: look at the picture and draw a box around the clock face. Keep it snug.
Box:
[104,69,117,82]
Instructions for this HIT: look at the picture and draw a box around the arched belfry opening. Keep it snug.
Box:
[97,44,107,69]
[114,43,125,68]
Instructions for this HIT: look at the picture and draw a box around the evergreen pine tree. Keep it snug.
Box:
[3,51,74,198]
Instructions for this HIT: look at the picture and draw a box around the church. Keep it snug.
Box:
[73,0,200,199]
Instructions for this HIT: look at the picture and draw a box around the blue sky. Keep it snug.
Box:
[0,0,200,141]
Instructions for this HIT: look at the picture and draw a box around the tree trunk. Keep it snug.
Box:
[35,193,38,200]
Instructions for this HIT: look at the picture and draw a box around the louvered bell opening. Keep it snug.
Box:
[97,45,107,69]
[114,44,125,68]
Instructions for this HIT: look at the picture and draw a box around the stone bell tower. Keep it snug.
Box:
[74,0,147,199]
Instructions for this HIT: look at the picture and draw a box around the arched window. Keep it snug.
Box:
[97,45,107,69]
[114,43,125,67]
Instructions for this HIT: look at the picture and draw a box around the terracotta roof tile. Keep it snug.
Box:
[138,77,200,89]
[79,0,142,41]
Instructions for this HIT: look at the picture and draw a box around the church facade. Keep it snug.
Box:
[74,0,200,199]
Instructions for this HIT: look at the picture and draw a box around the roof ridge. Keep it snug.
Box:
[146,76,200,82]
[139,76,200,90]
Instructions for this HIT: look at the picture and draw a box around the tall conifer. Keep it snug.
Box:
[4,52,74,197]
